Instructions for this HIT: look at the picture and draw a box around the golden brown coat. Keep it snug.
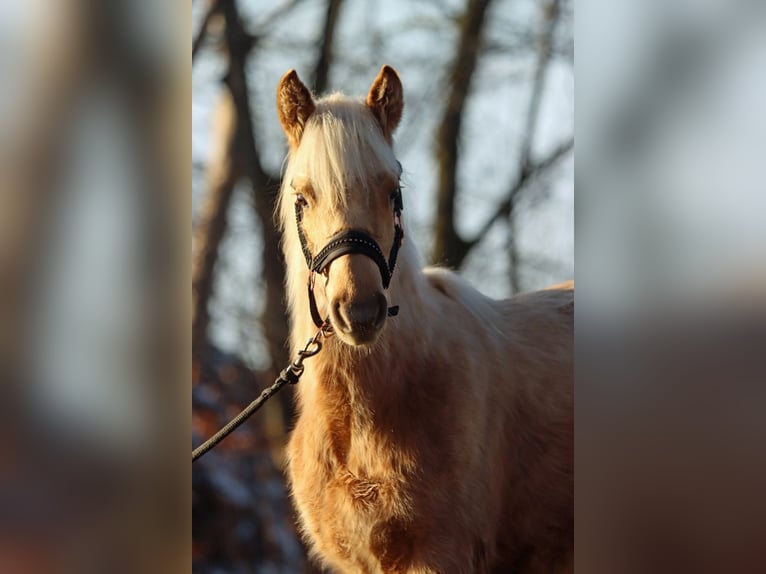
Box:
[276,66,572,573]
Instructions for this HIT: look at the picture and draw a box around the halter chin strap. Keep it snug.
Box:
[295,184,404,328]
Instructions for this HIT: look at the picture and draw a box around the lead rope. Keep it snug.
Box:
[192,321,332,462]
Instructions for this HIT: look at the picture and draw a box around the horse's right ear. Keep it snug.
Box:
[366,65,404,142]
[277,70,315,150]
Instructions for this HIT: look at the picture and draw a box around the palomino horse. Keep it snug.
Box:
[276,65,573,573]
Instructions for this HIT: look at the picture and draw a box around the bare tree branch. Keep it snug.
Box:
[253,0,307,35]
[467,136,573,251]
[192,0,222,62]
[219,0,288,379]
[508,211,522,292]
[192,91,237,354]
[431,0,495,267]
[193,0,289,371]
[517,0,560,173]
[191,0,256,354]
[509,0,561,292]
[312,0,346,94]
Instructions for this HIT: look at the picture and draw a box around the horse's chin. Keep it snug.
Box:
[333,322,385,348]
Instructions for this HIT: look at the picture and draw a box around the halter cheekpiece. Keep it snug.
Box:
[294,173,404,328]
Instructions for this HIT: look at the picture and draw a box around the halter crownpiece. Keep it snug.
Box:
[294,177,404,329]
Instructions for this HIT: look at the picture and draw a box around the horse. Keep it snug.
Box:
[275,65,573,573]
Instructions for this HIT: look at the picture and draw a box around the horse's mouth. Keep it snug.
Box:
[332,319,385,347]
[330,314,387,347]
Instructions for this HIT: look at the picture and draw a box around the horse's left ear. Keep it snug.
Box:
[277,69,316,150]
[366,65,404,141]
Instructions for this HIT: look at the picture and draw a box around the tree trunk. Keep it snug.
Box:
[192,91,237,357]
[431,0,494,267]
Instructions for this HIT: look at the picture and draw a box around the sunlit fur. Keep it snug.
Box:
[277,67,573,573]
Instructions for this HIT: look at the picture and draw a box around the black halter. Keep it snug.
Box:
[294,181,404,328]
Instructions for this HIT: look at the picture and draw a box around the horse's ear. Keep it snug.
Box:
[366,65,404,141]
[277,69,316,149]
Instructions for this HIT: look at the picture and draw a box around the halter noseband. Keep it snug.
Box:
[294,178,404,329]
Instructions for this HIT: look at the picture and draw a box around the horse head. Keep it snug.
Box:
[277,66,405,346]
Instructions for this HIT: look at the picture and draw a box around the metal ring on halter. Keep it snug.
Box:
[299,339,323,358]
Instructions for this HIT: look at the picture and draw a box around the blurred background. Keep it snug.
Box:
[191,0,573,571]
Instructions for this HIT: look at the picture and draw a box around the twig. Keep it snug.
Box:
[467,137,573,250]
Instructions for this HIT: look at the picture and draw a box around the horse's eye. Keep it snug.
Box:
[389,187,402,210]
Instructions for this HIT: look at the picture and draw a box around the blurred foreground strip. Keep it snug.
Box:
[0,1,188,572]
[577,304,766,574]
[577,2,766,573]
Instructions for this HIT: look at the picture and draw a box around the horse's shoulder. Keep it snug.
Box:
[422,266,472,301]
[544,279,574,292]
[507,281,574,313]
[424,268,573,312]
[500,283,574,345]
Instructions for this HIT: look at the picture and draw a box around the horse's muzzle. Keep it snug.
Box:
[330,291,388,345]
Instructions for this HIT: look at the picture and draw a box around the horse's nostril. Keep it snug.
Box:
[333,293,387,336]
[331,299,351,334]
[373,292,387,328]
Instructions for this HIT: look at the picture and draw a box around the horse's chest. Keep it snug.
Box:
[292,457,392,529]
[288,432,410,570]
